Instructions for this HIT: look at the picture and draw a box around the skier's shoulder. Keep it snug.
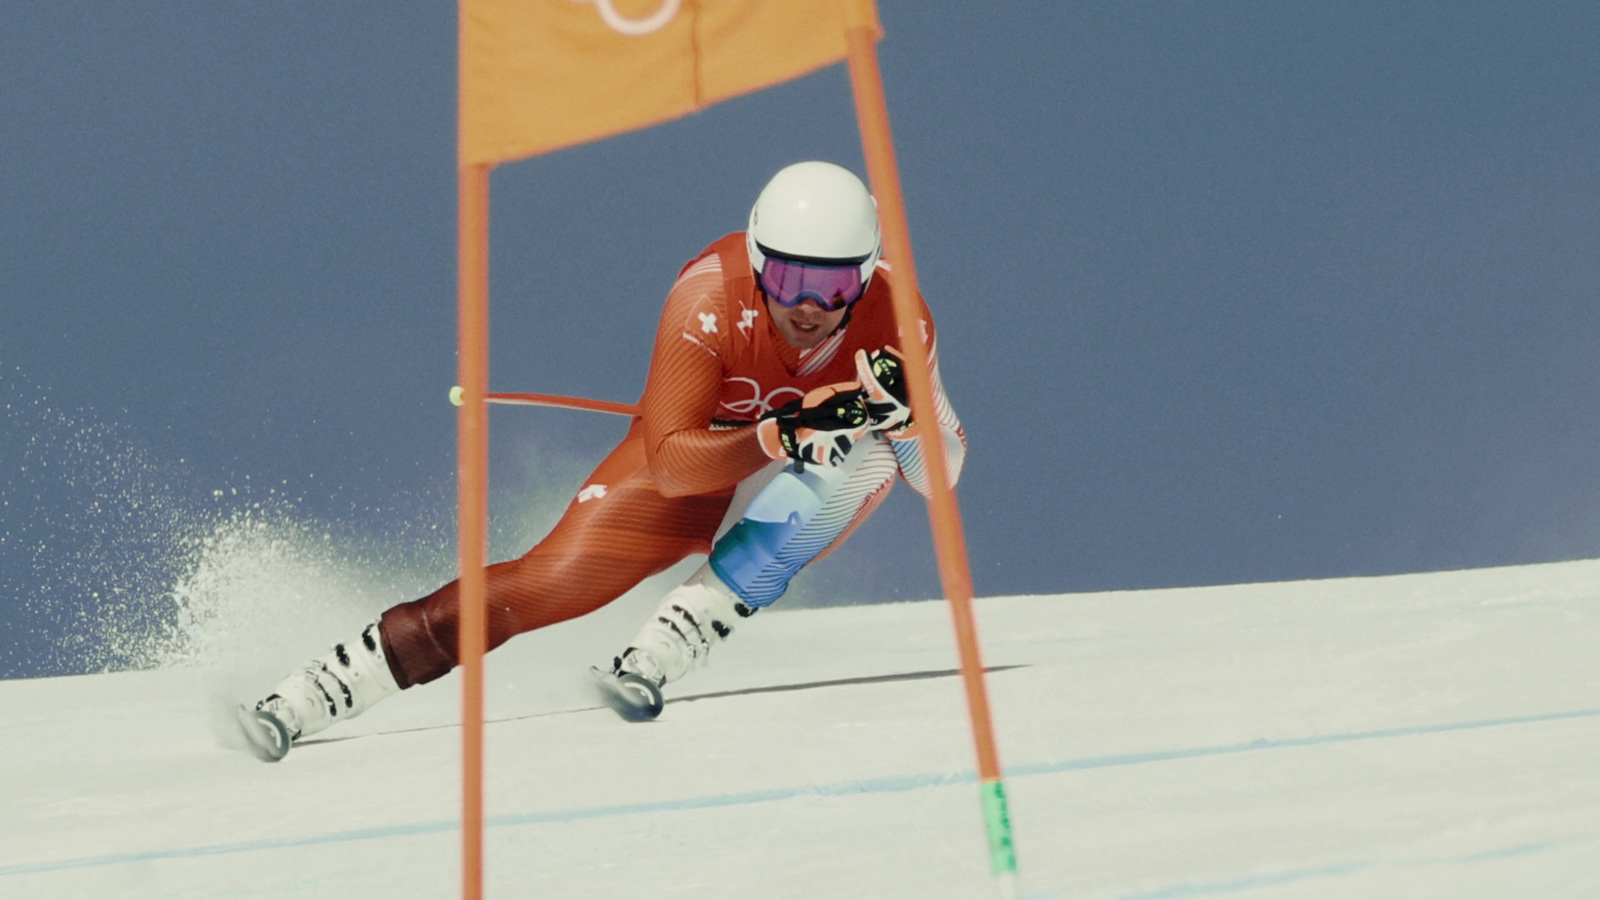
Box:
[851,260,937,349]
[668,235,755,357]
[675,231,746,277]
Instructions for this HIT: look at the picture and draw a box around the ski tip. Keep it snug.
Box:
[588,666,665,722]
[236,704,293,762]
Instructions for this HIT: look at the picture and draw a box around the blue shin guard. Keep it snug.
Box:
[709,465,831,609]
[707,430,903,610]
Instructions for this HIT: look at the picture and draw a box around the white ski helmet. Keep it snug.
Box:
[746,161,882,297]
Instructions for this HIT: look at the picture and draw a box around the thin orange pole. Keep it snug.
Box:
[843,2,1018,894]
[456,161,490,900]
[487,392,639,417]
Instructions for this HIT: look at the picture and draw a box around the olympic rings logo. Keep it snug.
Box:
[568,0,682,36]
[720,378,803,417]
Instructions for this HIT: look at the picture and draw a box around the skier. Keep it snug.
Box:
[239,161,966,760]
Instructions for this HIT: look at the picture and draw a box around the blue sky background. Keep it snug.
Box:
[3,2,1597,677]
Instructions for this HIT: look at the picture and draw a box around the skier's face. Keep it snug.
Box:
[766,296,848,350]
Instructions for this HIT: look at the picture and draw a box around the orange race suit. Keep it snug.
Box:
[378,232,966,689]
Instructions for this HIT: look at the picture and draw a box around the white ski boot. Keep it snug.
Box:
[239,620,400,761]
[592,574,751,721]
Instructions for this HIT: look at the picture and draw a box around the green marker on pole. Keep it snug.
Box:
[981,779,1018,878]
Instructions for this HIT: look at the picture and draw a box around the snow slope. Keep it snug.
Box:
[3,559,1598,899]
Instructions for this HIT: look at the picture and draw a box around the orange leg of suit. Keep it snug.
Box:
[377,433,735,689]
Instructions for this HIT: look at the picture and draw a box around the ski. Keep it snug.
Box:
[236,704,293,762]
[588,665,665,722]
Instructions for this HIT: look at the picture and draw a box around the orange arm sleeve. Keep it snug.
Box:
[639,258,773,498]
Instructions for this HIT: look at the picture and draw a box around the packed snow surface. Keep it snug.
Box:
[3,559,1598,898]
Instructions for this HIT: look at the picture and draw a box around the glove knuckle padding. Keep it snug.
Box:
[758,380,870,467]
[855,347,914,436]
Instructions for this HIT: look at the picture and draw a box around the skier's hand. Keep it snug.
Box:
[756,381,871,467]
[854,346,915,438]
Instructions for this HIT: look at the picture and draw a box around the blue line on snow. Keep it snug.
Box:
[1008,705,1600,778]
[1098,829,1600,900]
[4,705,1599,878]
[1101,860,1377,900]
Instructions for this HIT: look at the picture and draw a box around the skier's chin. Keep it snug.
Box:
[787,321,827,348]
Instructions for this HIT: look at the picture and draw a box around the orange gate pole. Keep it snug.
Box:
[456,160,490,900]
[843,2,1020,895]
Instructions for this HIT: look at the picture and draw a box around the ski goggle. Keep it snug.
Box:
[755,252,872,312]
